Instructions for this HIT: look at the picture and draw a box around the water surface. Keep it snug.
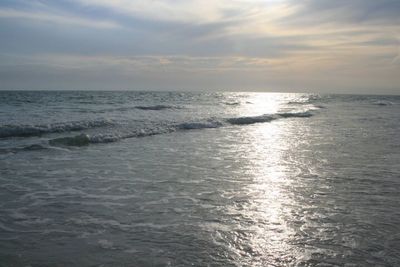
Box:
[0,91,399,266]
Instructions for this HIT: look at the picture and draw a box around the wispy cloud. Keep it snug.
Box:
[0,8,120,29]
[0,53,274,72]
[73,0,236,23]
[283,0,400,26]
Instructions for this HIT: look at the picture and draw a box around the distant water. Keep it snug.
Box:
[0,91,399,266]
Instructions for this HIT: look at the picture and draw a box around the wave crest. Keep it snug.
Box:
[226,115,277,125]
[177,121,223,130]
[0,119,113,138]
[135,105,177,111]
[48,111,315,146]
[10,109,318,148]
[373,101,393,106]
[226,111,313,125]
[277,111,313,118]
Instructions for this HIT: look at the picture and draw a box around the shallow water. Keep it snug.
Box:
[0,91,400,266]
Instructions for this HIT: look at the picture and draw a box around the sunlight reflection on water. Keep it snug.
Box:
[232,120,298,265]
[213,92,301,265]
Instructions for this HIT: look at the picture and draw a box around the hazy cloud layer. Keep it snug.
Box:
[0,0,399,93]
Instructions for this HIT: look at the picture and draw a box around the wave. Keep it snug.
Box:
[288,102,326,110]
[47,111,315,146]
[22,144,48,151]
[313,104,326,109]
[226,114,277,125]
[0,119,114,138]
[49,133,123,147]
[90,127,174,143]
[277,111,313,118]
[10,109,318,149]
[372,101,393,106]
[135,105,177,111]
[288,95,322,105]
[49,134,91,147]
[0,144,51,154]
[287,101,308,105]
[223,102,240,106]
[226,111,313,126]
[49,127,176,146]
[92,105,182,113]
[48,121,225,146]
[177,121,223,130]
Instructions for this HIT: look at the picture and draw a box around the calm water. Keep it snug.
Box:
[0,91,399,266]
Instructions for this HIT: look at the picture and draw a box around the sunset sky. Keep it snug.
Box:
[0,0,399,94]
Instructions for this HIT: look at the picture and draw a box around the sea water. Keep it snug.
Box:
[0,91,399,266]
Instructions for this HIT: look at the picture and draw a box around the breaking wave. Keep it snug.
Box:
[135,105,177,111]
[226,111,313,125]
[372,101,393,106]
[277,111,313,118]
[46,111,315,147]
[0,119,114,138]
[48,127,176,147]
[223,102,240,106]
[287,95,322,105]
[226,114,277,125]
[288,101,308,105]
[48,133,121,147]
[177,121,223,130]
[48,121,223,146]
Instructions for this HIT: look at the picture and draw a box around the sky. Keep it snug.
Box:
[0,0,399,94]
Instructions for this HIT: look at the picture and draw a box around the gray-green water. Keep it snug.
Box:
[0,92,399,266]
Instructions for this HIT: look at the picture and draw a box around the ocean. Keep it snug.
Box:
[0,91,399,266]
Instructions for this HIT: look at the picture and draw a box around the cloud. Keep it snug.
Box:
[0,51,399,93]
[0,53,274,72]
[283,0,400,26]
[0,8,120,29]
[0,0,399,93]
[73,0,239,23]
